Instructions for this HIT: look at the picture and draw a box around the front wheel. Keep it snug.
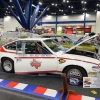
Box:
[1,58,14,73]
[64,66,87,79]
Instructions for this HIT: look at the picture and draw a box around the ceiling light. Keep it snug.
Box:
[64,14,66,15]
[67,0,69,3]
[84,1,87,4]
[55,4,57,6]
[95,10,97,12]
[32,4,36,7]
[63,0,66,2]
[85,8,87,10]
[68,6,70,8]
[97,4,99,6]
[52,3,54,5]
[71,6,73,8]
[39,2,42,5]
[81,1,84,3]
[62,10,63,12]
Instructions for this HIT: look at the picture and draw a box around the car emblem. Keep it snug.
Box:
[30,59,41,69]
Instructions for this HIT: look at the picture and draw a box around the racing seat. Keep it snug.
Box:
[34,42,44,54]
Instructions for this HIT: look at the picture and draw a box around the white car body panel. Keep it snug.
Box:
[0,37,100,77]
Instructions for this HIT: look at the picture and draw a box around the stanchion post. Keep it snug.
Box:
[58,73,77,100]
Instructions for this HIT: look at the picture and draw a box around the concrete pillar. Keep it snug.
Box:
[96,11,100,34]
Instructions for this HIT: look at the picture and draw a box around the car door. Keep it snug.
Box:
[14,40,58,74]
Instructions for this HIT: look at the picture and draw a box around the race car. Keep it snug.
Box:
[41,34,98,52]
[0,34,100,79]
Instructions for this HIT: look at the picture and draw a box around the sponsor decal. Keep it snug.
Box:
[30,59,41,69]
[59,59,66,64]
[68,77,80,86]
[92,66,100,71]
[83,77,100,88]
[88,72,97,75]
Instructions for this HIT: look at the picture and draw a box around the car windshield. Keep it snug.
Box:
[44,39,63,52]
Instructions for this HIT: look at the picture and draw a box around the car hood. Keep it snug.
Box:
[66,34,98,53]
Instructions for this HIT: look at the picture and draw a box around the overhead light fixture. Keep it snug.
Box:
[81,1,84,3]
[55,4,57,6]
[63,0,66,2]
[95,10,97,12]
[32,4,36,7]
[97,4,99,6]
[10,0,12,2]
[68,6,70,8]
[84,1,87,4]
[64,14,66,15]
[71,6,73,8]
[85,8,87,10]
[39,2,42,5]
[72,11,74,13]
[67,0,69,3]
[52,3,54,5]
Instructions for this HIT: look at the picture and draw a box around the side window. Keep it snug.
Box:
[25,41,51,54]
[25,41,35,54]
[4,42,16,50]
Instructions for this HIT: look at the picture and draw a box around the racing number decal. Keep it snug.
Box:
[30,59,41,69]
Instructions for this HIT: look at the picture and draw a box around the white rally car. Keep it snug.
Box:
[0,34,100,79]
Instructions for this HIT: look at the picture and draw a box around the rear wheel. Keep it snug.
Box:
[64,66,87,79]
[1,58,14,73]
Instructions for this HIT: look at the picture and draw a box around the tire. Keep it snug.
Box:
[1,58,14,73]
[64,66,87,79]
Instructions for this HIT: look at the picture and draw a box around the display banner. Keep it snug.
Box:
[0,18,4,27]
[83,77,100,88]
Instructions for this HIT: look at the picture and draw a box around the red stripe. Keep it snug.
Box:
[58,57,99,66]
[0,46,16,54]
[68,94,82,100]
[15,57,56,59]
[33,87,47,94]
[6,81,19,88]
[15,70,62,74]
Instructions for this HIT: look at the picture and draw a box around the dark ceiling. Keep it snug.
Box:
[0,0,100,18]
